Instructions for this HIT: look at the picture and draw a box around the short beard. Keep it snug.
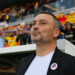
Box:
[31,35,43,43]
[31,35,53,44]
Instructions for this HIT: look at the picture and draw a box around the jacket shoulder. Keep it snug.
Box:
[58,49,75,74]
[16,53,35,75]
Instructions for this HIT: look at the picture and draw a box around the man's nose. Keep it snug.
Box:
[34,22,40,27]
[33,22,39,30]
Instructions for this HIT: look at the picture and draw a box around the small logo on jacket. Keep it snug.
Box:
[50,63,58,70]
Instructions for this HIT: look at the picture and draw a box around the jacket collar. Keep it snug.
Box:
[23,53,36,74]
[47,47,65,75]
[24,47,65,75]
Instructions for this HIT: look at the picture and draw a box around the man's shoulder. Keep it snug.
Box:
[57,49,75,73]
[57,48,75,63]
[63,51,75,63]
[16,52,36,75]
[58,48,75,58]
[16,52,35,70]
[19,52,36,64]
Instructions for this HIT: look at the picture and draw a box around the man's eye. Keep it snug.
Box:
[40,22,46,25]
[32,22,36,26]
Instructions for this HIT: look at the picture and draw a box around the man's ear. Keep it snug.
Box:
[54,28,60,38]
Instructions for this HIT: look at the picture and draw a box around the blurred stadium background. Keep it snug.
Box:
[0,0,75,75]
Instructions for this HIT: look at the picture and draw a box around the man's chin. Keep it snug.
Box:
[31,36,42,42]
[32,38,41,43]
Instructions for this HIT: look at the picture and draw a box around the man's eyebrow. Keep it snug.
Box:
[39,19,47,22]
[32,19,47,22]
[32,20,36,23]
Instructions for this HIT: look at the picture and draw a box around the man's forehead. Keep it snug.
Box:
[33,14,53,22]
[34,14,53,21]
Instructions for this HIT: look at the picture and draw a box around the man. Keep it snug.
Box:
[16,27,28,45]
[1,30,18,47]
[16,11,75,75]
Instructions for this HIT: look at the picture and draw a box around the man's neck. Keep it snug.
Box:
[36,41,56,56]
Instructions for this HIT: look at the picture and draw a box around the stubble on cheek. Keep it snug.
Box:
[31,33,43,42]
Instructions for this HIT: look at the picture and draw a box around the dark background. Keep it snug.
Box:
[0,0,57,10]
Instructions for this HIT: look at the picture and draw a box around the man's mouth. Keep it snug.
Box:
[31,32,40,37]
[33,33,38,36]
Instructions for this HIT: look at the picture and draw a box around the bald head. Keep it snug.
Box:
[34,11,60,28]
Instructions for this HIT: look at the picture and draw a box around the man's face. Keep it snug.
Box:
[30,14,59,43]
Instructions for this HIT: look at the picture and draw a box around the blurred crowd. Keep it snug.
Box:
[0,6,33,23]
[0,21,75,48]
[59,22,75,44]
[0,0,75,48]
[0,0,58,23]
[0,24,32,48]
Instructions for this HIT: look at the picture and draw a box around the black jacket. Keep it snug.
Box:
[16,48,75,75]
